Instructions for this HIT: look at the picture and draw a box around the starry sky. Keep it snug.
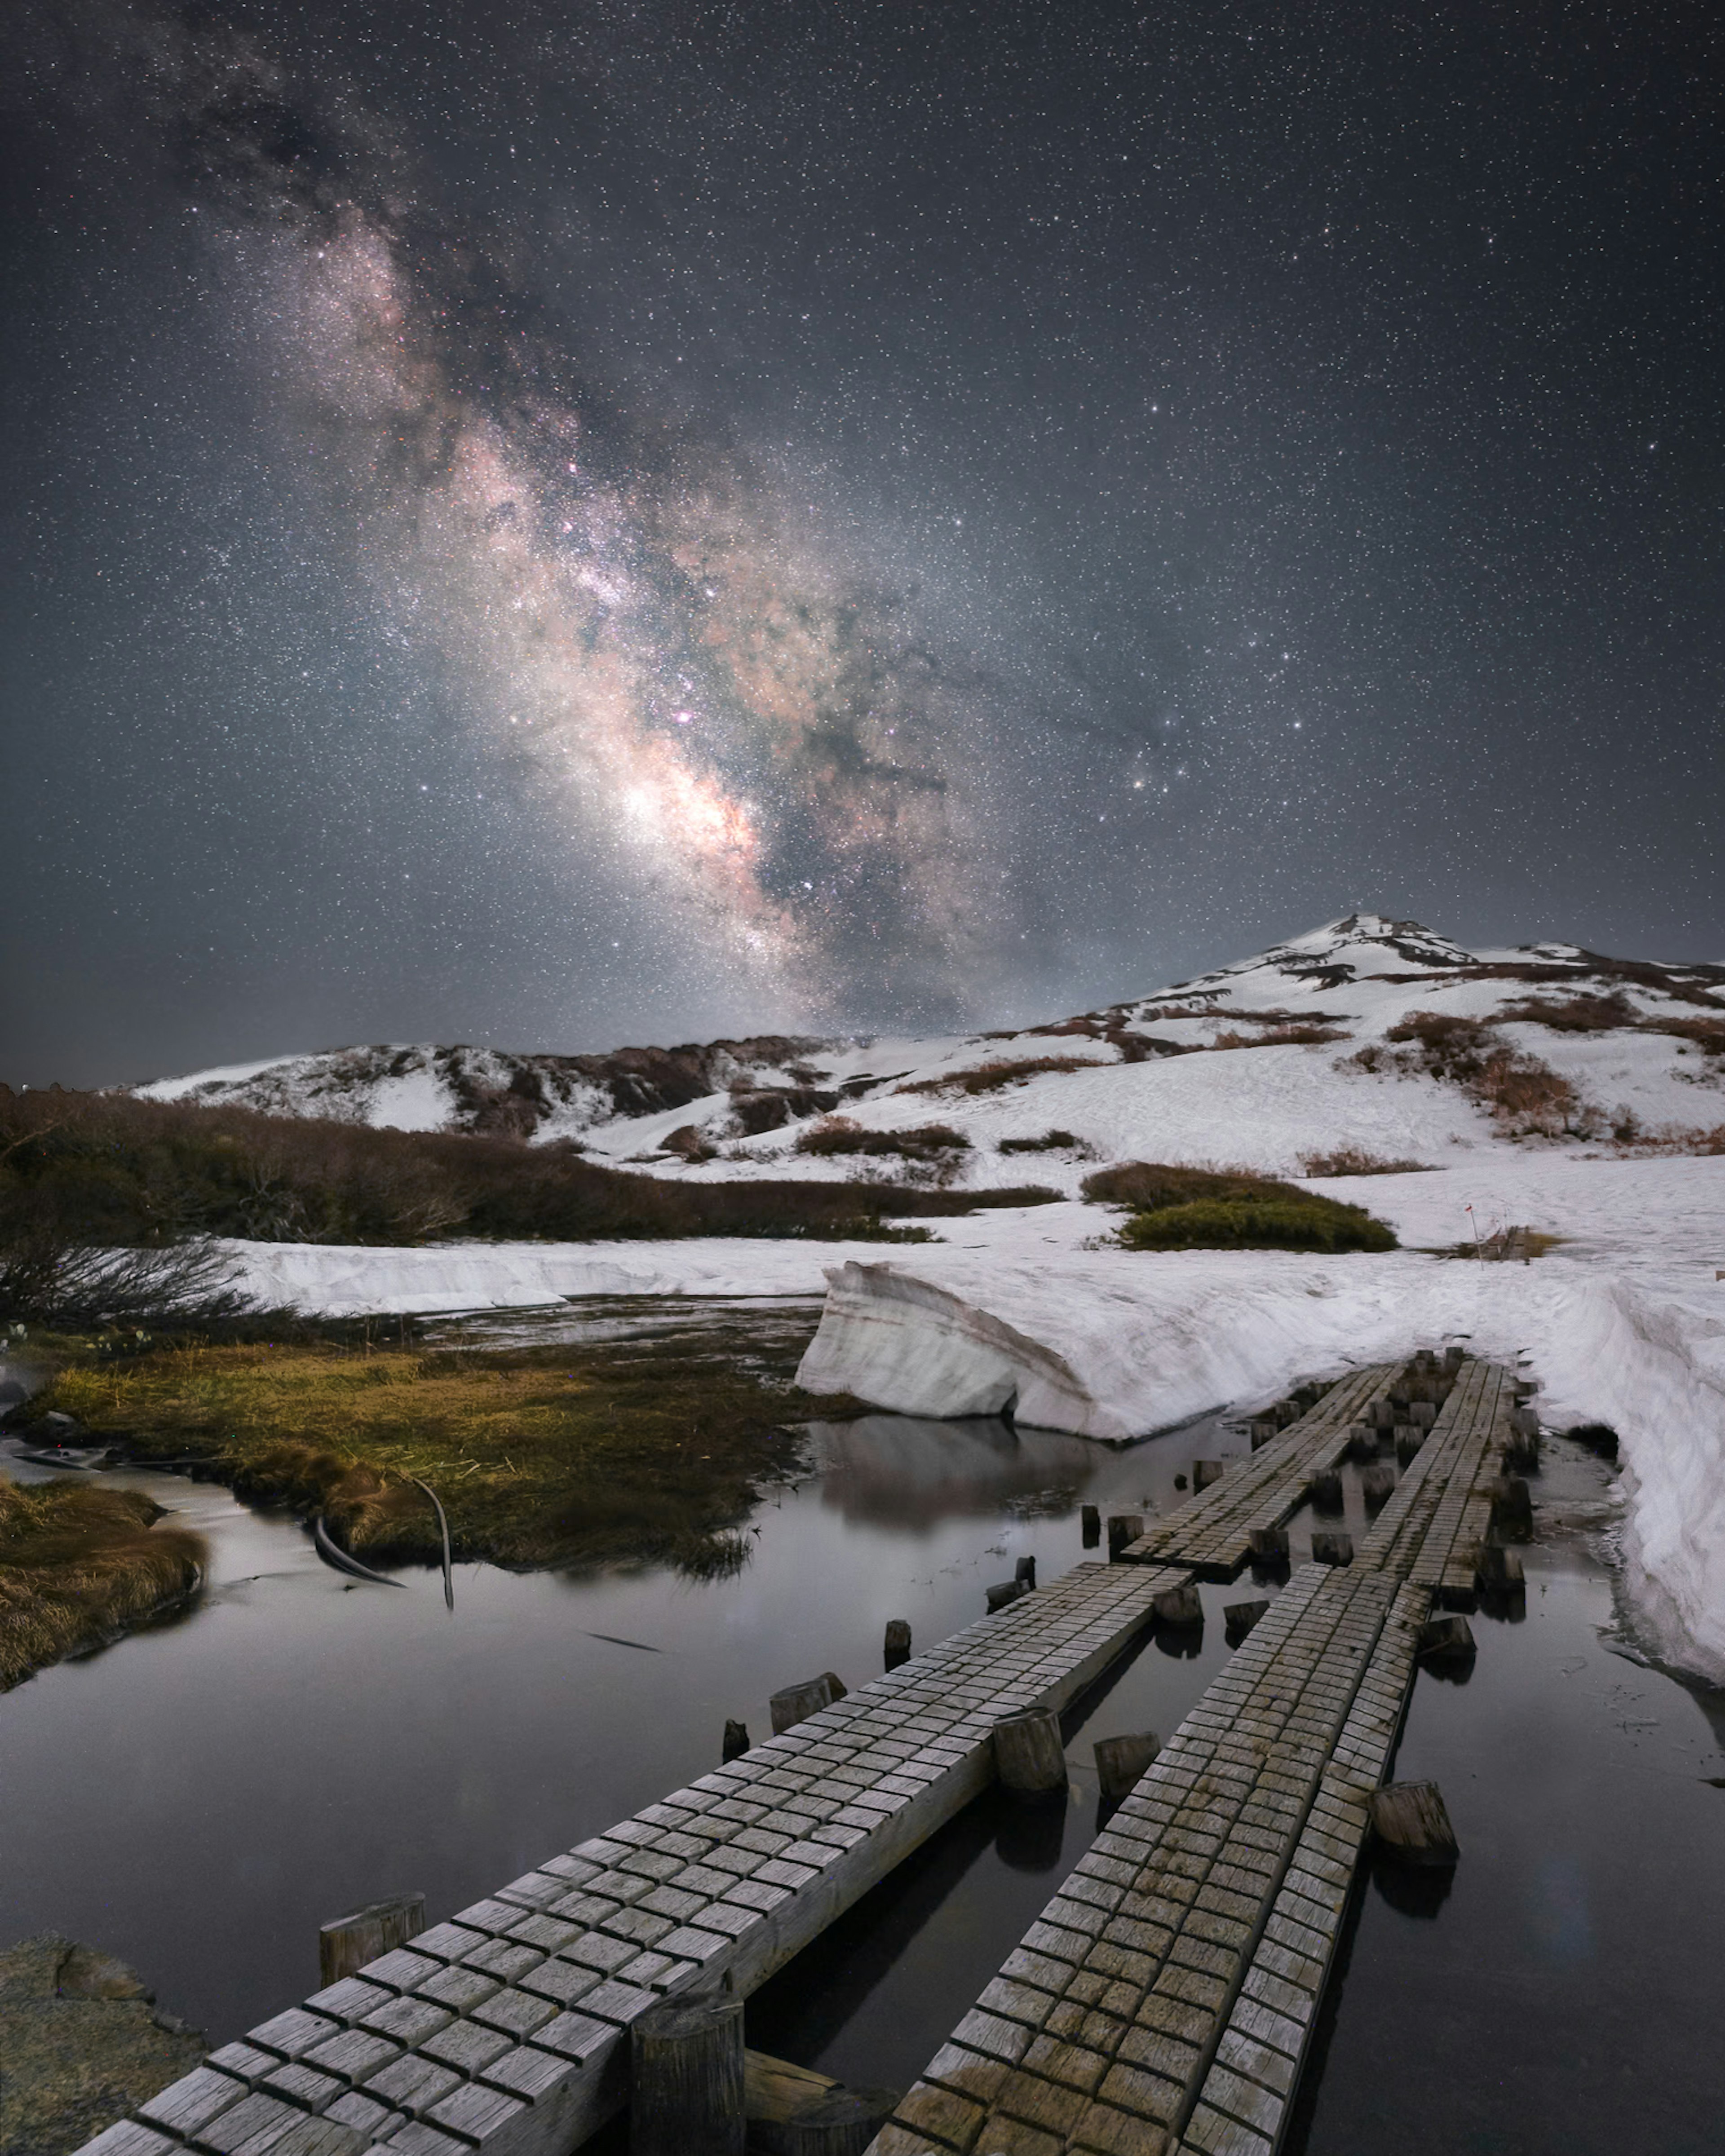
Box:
[4,1,1721,1086]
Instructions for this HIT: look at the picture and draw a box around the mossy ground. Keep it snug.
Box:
[33,1311,863,1579]
[0,1480,207,1692]
[1081,1159,1397,1254]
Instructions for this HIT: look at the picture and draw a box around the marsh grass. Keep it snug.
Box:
[38,1320,865,1575]
[0,1479,207,1690]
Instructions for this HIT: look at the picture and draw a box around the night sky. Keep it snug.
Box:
[4,2,1721,1087]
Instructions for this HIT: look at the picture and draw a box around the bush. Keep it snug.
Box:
[0,1086,1053,1260]
[1495,991,1638,1033]
[999,1129,1093,1156]
[1364,1013,1584,1136]
[1082,1159,1396,1253]
[1081,1162,1261,1210]
[1119,1192,1397,1254]
[1210,1026,1346,1050]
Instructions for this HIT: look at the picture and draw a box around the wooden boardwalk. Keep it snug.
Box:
[1118,1363,1406,1578]
[76,1353,1520,2156]
[871,1356,1515,2156]
[76,1561,1191,2156]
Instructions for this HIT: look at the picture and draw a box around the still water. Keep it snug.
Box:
[3,1315,1721,2153]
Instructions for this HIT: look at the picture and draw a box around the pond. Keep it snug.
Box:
[3,1305,1721,2154]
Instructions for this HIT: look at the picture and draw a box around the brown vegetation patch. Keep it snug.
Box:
[0,1477,207,1690]
[0,1086,1048,1271]
[1352,1012,1585,1137]
[898,1056,1096,1096]
[793,1117,970,1161]
[1299,1147,1432,1177]
[999,1129,1095,1157]
[1210,1025,1346,1050]
[1495,991,1640,1033]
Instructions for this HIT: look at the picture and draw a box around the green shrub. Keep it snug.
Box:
[1081,1161,1259,1210]
[1118,1191,1396,1254]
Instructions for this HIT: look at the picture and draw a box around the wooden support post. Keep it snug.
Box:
[1309,1469,1344,1512]
[986,1579,1028,1613]
[1443,1344,1465,1371]
[1361,1462,1397,1511]
[1249,1415,1278,1450]
[1093,1731,1161,1803]
[1192,1458,1223,1491]
[1395,1424,1423,1465]
[1477,1544,1525,1589]
[722,1719,751,1763]
[770,1675,838,1735]
[1224,1598,1269,1644]
[1015,1555,1037,1588]
[1410,1401,1438,1429]
[317,1894,425,1988]
[883,1619,911,1673]
[1417,1614,1476,1667]
[1371,1781,1459,1867]
[1080,1503,1101,1546]
[1490,1476,1534,1540]
[1247,1526,1288,1562]
[1346,1422,1379,1462]
[631,1992,746,2156]
[1106,1513,1144,1560]
[1152,1582,1203,1628]
[992,1709,1066,1793]
[743,2050,898,2156]
[1311,1529,1354,1566]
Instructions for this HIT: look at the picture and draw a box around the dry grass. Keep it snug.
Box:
[898,1056,1095,1096]
[36,1323,866,1575]
[793,1117,970,1160]
[0,1478,207,1690]
[1210,1026,1346,1050]
[1354,1012,1586,1137]
[1299,1147,1432,1177]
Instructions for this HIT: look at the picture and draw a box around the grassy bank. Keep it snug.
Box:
[0,1480,207,1691]
[34,1313,861,1577]
[1082,1160,1397,1254]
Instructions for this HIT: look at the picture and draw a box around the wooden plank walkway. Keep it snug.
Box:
[75,1560,1193,2156]
[1119,1364,1406,1578]
[868,1566,1426,2156]
[872,1355,1514,2156]
[1362,1356,1512,1603]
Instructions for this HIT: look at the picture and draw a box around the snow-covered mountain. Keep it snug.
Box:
[134,914,1725,1182]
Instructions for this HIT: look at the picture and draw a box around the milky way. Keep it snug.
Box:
[4,0,1721,1083]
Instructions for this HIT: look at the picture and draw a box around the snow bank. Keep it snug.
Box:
[794,1162,1725,1683]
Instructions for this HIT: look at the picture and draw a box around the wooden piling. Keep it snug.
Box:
[986,1580,1029,1613]
[1417,1614,1475,1667]
[1248,1525,1289,1562]
[1106,1513,1144,1560]
[1395,1423,1423,1464]
[631,1992,746,2156]
[317,1894,425,1988]
[1192,1459,1224,1491]
[1311,1529,1354,1566]
[1152,1582,1203,1628]
[770,1674,839,1735]
[1489,1475,1533,1541]
[883,1620,911,1673]
[1080,1503,1101,1546]
[743,2051,897,2156]
[992,1709,1067,1793]
[723,1719,751,1763]
[1093,1731,1161,1802]
[1015,1555,1038,1588]
[1309,1469,1344,1512]
[1362,1462,1397,1511]
[1371,1780,1459,1867]
[1224,1598,1269,1644]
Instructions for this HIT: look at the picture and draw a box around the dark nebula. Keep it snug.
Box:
[3,1,1720,1082]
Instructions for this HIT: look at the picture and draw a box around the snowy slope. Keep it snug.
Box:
[139,913,1725,1679]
